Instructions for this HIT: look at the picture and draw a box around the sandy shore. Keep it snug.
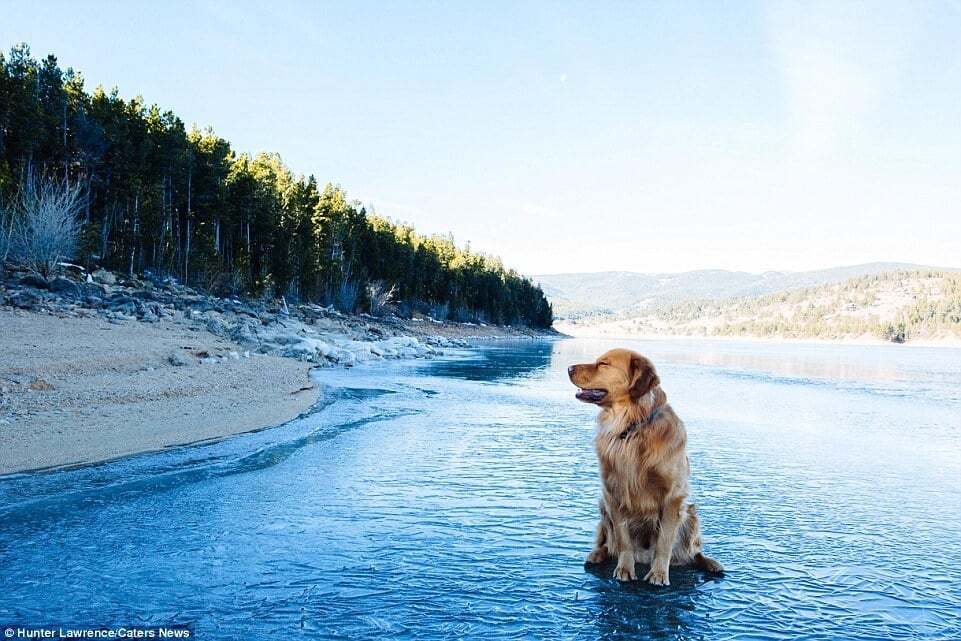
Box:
[0,309,319,475]
[0,264,558,475]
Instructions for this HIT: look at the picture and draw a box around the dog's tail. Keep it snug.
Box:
[693,552,725,574]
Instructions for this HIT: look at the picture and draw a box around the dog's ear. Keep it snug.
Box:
[629,356,660,399]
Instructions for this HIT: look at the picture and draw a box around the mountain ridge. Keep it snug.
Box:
[534,262,952,319]
[553,268,961,344]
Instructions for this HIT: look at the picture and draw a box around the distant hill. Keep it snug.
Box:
[535,263,942,319]
[556,269,961,344]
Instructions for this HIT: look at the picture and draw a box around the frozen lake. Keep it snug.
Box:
[1,338,960,640]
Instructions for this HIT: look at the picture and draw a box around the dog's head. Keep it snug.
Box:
[567,348,660,407]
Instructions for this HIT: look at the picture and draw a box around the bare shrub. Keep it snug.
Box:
[9,172,86,277]
[204,269,245,297]
[333,277,360,313]
[0,202,13,268]
[428,301,449,321]
[367,280,397,317]
[449,306,473,323]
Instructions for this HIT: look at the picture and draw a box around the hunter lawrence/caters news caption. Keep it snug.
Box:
[2,627,192,639]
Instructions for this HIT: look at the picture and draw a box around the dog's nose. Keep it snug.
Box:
[568,365,576,376]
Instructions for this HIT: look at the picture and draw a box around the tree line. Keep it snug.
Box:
[628,269,961,343]
[0,44,553,327]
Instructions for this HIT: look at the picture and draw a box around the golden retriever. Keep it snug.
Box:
[568,348,723,584]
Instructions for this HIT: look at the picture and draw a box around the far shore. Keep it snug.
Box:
[554,322,961,349]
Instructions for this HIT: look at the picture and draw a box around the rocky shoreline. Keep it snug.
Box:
[2,267,554,367]
[0,267,554,474]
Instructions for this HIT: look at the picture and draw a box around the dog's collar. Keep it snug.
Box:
[618,405,663,440]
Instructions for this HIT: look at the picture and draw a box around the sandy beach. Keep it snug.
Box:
[0,309,319,474]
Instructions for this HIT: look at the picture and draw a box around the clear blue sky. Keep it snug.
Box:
[3,1,959,275]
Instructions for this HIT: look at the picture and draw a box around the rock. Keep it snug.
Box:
[107,294,134,307]
[113,302,136,316]
[91,269,117,285]
[276,336,336,362]
[206,318,228,337]
[227,321,257,344]
[330,348,356,367]
[49,276,81,297]
[167,351,191,367]
[280,343,317,361]
[229,321,258,344]
[227,351,240,360]
[83,282,107,298]
[345,341,379,361]
[10,290,40,309]
[381,336,421,349]
[131,289,163,302]
[19,274,49,290]
[138,301,163,321]
[188,299,214,314]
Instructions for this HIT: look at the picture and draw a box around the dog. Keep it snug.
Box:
[568,348,723,585]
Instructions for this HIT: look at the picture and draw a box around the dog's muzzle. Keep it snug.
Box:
[575,388,607,403]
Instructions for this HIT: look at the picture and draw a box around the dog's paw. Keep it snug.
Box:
[697,554,725,574]
[644,566,670,586]
[585,548,607,565]
[613,563,637,582]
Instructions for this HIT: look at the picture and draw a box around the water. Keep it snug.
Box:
[1,338,960,640]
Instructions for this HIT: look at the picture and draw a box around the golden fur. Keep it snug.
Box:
[568,348,723,584]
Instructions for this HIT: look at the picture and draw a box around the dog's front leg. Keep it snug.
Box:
[612,518,637,581]
[645,497,685,586]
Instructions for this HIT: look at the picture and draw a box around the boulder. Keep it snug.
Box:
[131,289,160,301]
[83,282,107,298]
[167,351,191,367]
[186,298,214,314]
[281,343,319,361]
[91,269,117,285]
[9,290,40,309]
[113,302,136,316]
[49,276,81,297]
[107,294,134,306]
[330,348,356,367]
[229,321,258,344]
[206,318,229,337]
